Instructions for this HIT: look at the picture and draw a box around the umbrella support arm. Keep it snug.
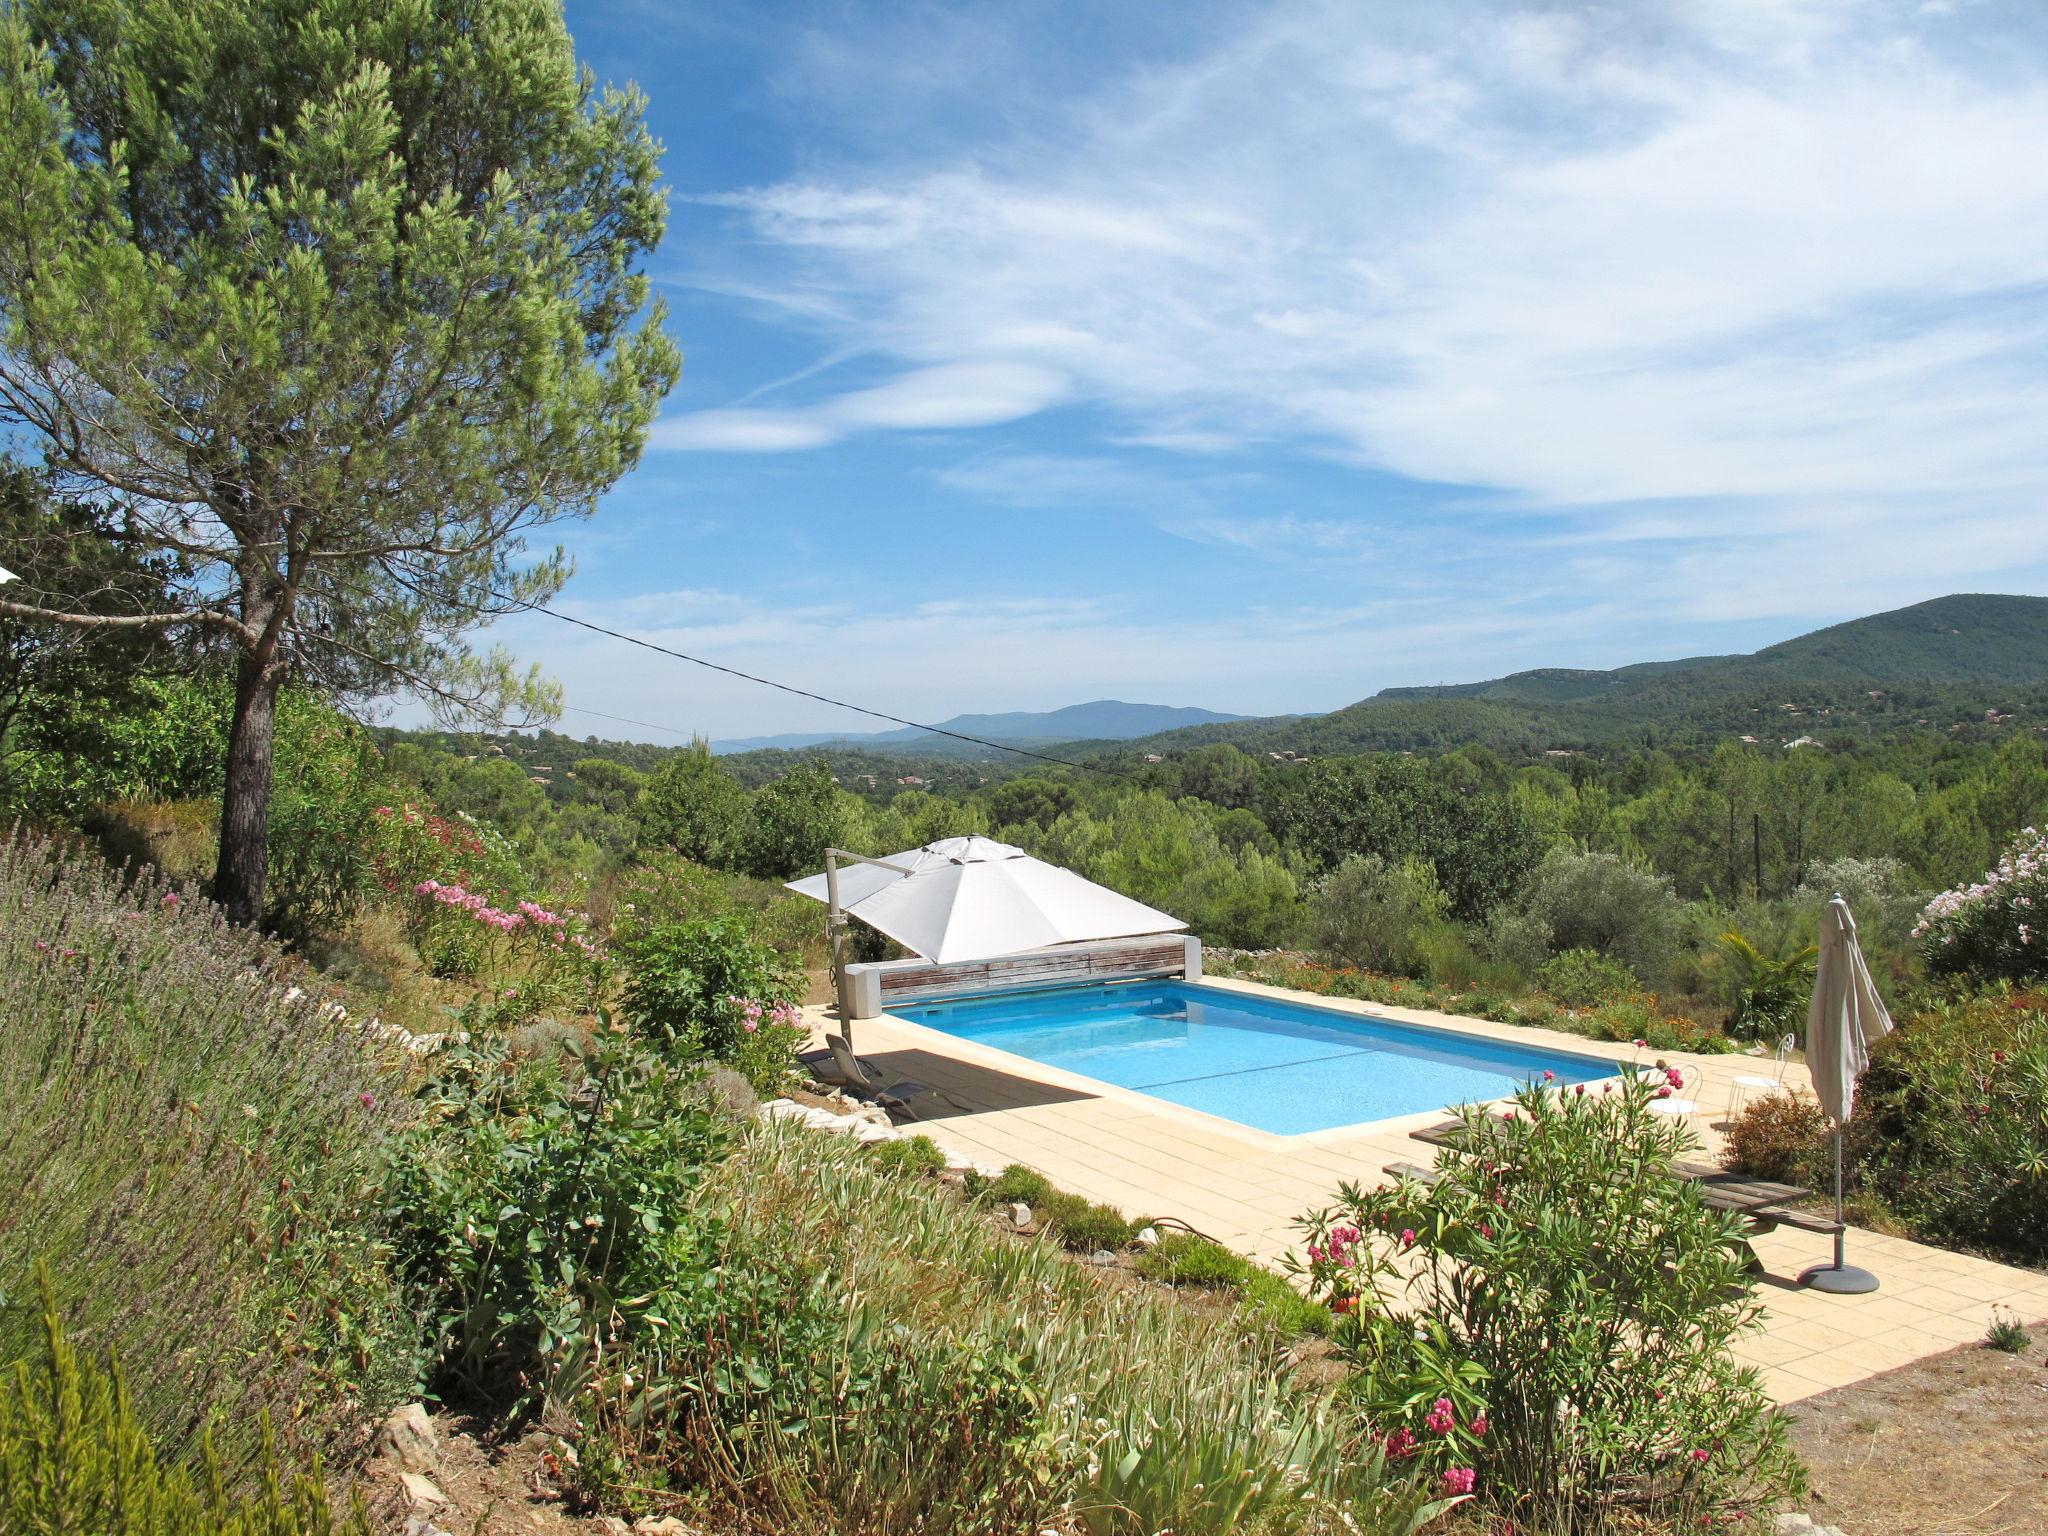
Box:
[823,848,919,1035]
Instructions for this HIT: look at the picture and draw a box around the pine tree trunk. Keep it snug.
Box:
[215,648,282,927]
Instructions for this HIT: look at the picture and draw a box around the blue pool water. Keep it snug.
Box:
[893,981,1617,1135]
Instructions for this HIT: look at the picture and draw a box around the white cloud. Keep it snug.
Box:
[671,0,2048,601]
[651,360,1068,451]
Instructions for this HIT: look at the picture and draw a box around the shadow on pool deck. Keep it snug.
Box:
[849,1045,1102,1119]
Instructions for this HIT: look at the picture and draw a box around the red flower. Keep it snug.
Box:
[1441,1467,1476,1497]
[1383,1428,1417,1460]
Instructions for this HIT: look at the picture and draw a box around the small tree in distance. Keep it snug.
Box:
[0,0,680,923]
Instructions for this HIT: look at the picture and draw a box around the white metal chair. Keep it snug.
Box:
[1727,1033,1796,1121]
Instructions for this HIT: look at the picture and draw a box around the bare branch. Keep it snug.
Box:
[0,596,250,638]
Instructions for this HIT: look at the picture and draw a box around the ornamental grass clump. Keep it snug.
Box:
[1292,1076,1804,1529]
[0,832,415,1473]
[577,1123,1451,1536]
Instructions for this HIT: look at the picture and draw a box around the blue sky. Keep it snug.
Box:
[487,0,2048,742]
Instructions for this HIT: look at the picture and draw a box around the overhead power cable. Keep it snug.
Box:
[505,596,1136,778]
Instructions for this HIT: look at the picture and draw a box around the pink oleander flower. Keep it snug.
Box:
[1383,1428,1416,1461]
[1573,1083,1586,1096]
[1657,1085,1673,1098]
[161,890,179,908]
[1691,1447,1710,1464]
[357,1091,377,1110]
[1399,1228,1417,1249]
[1478,1222,1493,1238]
[1541,1069,1555,1082]
[1469,1412,1487,1437]
[1425,1397,1456,1434]
[1440,1467,1476,1497]
[1665,1067,1684,1088]
[33,938,49,952]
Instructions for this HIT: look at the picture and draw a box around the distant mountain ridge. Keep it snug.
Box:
[711,699,1247,756]
[1091,594,2048,760]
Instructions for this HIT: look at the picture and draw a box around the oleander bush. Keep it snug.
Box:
[1915,825,2048,984]
[577,1123,1447,1536]
[1293,1077,1803,1527]
[1848,990,2048,1265]
[0,833,416,1472]
[0,1266,370,1535]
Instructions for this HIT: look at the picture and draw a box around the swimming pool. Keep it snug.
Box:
[892,980,1618,1136]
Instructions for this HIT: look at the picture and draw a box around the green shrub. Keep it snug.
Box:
[868,1134,947,1179]
[617,913,805,1091]
[0,1266,370,1534]
[967,1163,1056,1208]
[1412,922,1482,990]
[1849,991,2048,1264]
[1536,947,1637,1009]
[0,834,413,1471]
[579,1124,1441,1536]
[1305,853,1446,975]
[1522,848,1683,986]
[1136,1233,1252,1288]
[1038,1194,1134,1252]
[380,1038,729,1413]
[1293,1078,1803,1527]
[1724,1090,1831,1185]
[1238,1270,1333,1338]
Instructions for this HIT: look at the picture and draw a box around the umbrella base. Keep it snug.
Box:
[1799,1262,1880,1295]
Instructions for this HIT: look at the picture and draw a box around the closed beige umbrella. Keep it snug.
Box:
[1801,895,1893,1294]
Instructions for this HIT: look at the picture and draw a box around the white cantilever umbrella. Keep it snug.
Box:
[1800,895,1894,1295]
[787,835,1185,966]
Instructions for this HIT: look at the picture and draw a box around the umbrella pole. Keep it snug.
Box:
[825,848,852,1048]
[1801,1118,1879,1293]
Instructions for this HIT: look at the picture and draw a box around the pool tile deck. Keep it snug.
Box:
[812,974,2048,1406]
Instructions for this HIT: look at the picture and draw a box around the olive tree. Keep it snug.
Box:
[0,0,680,921]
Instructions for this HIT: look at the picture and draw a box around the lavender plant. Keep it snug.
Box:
[0,832,417,1472]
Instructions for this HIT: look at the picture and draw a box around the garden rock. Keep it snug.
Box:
[398,1520,449,1536]
[1090,1250,1118,1267]
[1134,1225,1160,1248]
[1008,1201,1035,1231]
[397,1471,448,1512]
[632,1518,698,1535]
[380,1401,439,1472]
[1773,1517,1813,1536]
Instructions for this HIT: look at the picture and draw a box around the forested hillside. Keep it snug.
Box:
[1097,594,2048,758]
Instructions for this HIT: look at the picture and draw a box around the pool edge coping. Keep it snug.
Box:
[847,975,1643,1151]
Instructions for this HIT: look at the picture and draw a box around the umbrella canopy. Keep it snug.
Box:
[1806,895,1894,1124]
[786,835,1185,965]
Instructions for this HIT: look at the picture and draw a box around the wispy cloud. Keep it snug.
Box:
[651,360,1069,450]
[655,0,2048,616]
